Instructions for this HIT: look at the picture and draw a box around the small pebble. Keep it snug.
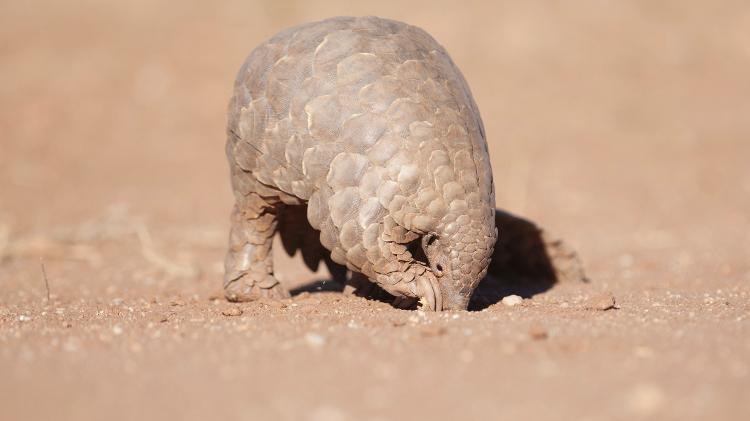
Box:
[221,307,243,317]
[502,295,523,307]
[112,325,123,335]
[588,292,617,311]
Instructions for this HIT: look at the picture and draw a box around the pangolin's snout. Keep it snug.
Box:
[437,279,471,311]
[428,219,497,311]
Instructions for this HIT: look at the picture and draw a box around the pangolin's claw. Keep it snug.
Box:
[416,272,442,311]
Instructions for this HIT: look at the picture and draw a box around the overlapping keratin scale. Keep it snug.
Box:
[227,16,495,280]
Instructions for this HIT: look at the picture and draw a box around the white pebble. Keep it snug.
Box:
[112,325,124,335]
[502,295,523,307]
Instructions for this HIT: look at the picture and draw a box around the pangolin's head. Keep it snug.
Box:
[422,208,498,310]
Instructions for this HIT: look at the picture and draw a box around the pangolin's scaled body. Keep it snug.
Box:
[226,16,497,310]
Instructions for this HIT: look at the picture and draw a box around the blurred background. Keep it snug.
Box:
[1,1,749,420]
[2,0,749,267]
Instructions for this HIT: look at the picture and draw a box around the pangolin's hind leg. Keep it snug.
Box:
[224,195,289,301]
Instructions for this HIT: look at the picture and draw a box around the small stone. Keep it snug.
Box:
[304,332,326,347]
[588,292,616,311]
[112,325,123,335]
[502,295,523,307]
[18,315,32,322]
[221,307,243,317]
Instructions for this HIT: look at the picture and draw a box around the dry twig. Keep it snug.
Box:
[40,259,51,301]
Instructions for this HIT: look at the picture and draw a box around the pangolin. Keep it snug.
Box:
[224,16,499,311]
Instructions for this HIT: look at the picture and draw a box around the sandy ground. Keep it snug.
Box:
[1,1,749,420]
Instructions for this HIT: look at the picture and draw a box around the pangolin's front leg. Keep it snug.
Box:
[224,197,289,301]
[358,219,443,311]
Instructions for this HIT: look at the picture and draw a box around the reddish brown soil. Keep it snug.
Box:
[1,1,749,420]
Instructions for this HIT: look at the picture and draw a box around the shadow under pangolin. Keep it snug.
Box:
[284,208,587,311]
